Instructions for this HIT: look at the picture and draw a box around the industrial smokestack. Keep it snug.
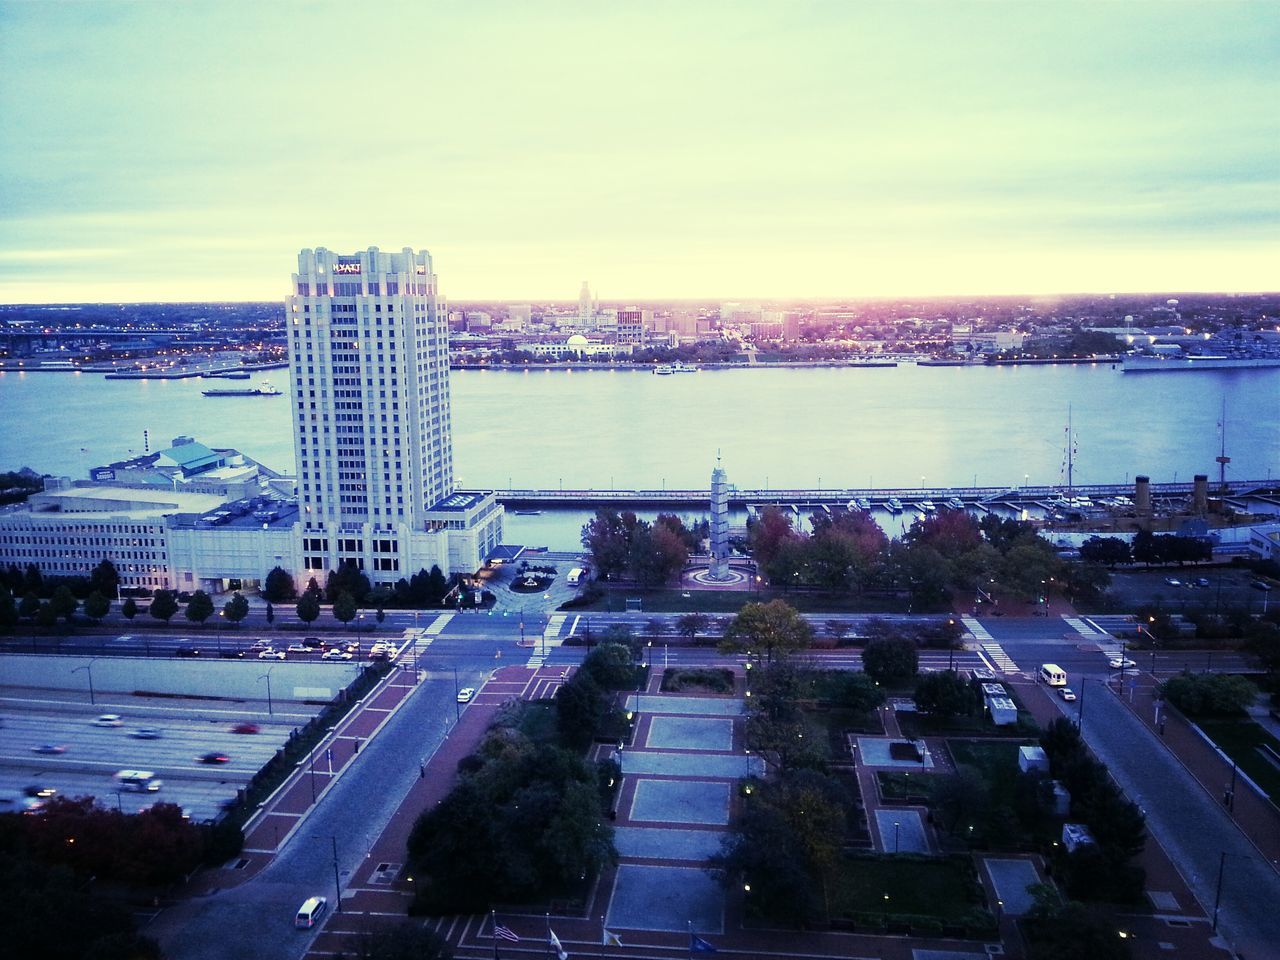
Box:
[1193,474,1209,515]
[1135,475,1152,517]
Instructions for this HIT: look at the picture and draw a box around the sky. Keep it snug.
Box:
[0,0,1276,303]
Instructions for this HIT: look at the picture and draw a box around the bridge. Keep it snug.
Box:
[478,479,1278,510]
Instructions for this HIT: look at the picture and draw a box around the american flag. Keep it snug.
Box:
[494,923,520,943]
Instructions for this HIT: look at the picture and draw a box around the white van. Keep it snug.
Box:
[567,567,584,586]
[114,770,163,792]
[295,896,328,929]
[1039,663,1067,687]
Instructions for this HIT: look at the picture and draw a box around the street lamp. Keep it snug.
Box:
[259,666,275,716]
[72,661,95,706]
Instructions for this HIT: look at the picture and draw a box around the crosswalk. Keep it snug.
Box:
[962,615,1019,674]
[1063,615,1106,639]
[526,613,568,668]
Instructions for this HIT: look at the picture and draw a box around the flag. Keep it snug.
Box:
[602,928,623,947]
[494,924,520,943]
[549,928,568,960]
[690,933,718,954]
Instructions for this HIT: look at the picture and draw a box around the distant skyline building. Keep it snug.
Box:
[578,281,593,324]
[287,246,502,586]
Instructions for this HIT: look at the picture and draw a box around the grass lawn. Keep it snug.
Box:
[832,855,982,921]
[1198,717,1280,802]
[662,667,734,694]
[877,770,940,801]
[947,740,1024,793]
[805,706,883,759]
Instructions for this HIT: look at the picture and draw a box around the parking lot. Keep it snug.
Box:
[1106,566,1274,613]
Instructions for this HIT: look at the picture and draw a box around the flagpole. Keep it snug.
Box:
[545,911,552,960]
[492,910,498,960]
[688,920,694,960]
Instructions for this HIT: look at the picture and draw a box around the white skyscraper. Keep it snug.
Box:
[287,246,502,586]
[578,281,592,324]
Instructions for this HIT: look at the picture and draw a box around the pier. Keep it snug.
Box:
[479,479,1277,510]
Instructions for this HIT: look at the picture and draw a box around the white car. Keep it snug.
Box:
[322,649,353,661]
[1108,657,1137,670]
[456,687,476,703]
[94,714,124,727]
[1164,577,1181,587]
[287,643,311,654]
[1058,687,1077,702]
[258,649,286,660]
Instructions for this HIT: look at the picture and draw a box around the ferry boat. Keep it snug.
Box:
[917,499,937,514]
[202,381,283,398]
[653,361,699,375]
[885,497,903,513]
[854,497,872,511]
[945,497,965,510]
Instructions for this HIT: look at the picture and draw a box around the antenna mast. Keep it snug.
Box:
[1216,396,1231,489]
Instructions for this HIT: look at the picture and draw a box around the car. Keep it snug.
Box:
[231,722,260,735]
[1108,657,1137,670]
[23,785,57,800]
[249,640,270,652]
[219,650,245,659]
[198,752,230,764]
[176,646,201,657]
[287,643,311,654]
[1058,687,1077,702]
[1251,580,1273,592]
[32,744,67,755]
[258,649,286,660]
[302,637,324,648]
[1164,577,1181,587]
[129,728,162,739]
[94,714,124,727]
[322,649,353,661]
[456,687,476,703]
[344,641,361,653]
[1196,578,1211,588]
[116,634,134,643]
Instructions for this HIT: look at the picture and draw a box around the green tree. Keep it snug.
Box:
[222,591,249,626]
[296,591,321,626]
[148,589,179,623]
[913,669,972,719]
[828,671,886,714]
[579,643,637,690]
[333,590,358,626]
[263,565,296,602]
[121,597,138,620]
[676,612,711,642]
[347,923,454,960]
[83,591,111,623]
[861,634,919,684]
[18,591,40,620]
[89,558,120,597]
[264,602,274,627]
[0,587,16,631]
[1159,671,1256,717]
[49,584,78,623]
[184,590,214,625]
[628,523,689,589]
[719,600,813,664]
[34,602,58,629]
[1079,537,1131,568]
[933,764,990,833]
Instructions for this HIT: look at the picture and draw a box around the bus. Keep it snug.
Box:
[566,568,584,586]
[1039,663,1067,687]
[114,770,163,792]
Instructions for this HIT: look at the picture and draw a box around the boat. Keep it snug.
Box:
[945,497,964,510]
[653,361,699,375]
[200,370,251,380]
[1122,354,1280,373]
[202,381,283,397]
[513,509,543,516]
[855,497,872,511]
[885,497,903,513]
[917,499,937,513]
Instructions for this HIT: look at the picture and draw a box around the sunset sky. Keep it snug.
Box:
[0,0,1276,303]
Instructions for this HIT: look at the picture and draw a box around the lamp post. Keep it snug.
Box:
[453,666,460,721]
[893,820,900,854]
[72,661,95,706]
[259,666,275,716]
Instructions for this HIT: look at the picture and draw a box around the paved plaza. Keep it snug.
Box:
[614,826,725,861]
[646,715,735,751]
[874,808,930,854]
[982,858,1041,915]
[857,736,938,769]
[621,750,763,778]
[626,694,745,716]
[630,778,731,825]
[606,863,725,933]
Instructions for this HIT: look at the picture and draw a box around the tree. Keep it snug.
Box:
[89,558,120,598]
[296,591,321,626]
[578,643,637,690]
[333,590,358,627]
[676,612,711,642]
[83,591,110,623]
[719,600,813,664]
[121,597,138,620]
[49,585,78,623]
[1159,671,1256,717]
[933,764,990,832]
[1079,536,1131,568]
[34,602,58,629]
[264,602,274,627]
[581,509,632,581]
[748,506,800,570]
[345,923,454,960]
[913,669,972,719]
[222,591,249,627]
[326,560,371,604]
[629,523,688,588]
[18,591,40,620]
[861,634,919,684]
[149,589,179,623]
[829,671,886,714]
[184,590,214,625]
[0,587,16,631]
[263,565,296,602]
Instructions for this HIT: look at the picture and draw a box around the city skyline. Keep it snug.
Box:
[1,0,1277,303]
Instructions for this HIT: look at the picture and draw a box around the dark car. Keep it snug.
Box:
[198,752,230,764]
[219,650,245,659]
[302,637,324,649]
[176,647,201,657]
[32,744,67,755]
[1251,580,1273,592]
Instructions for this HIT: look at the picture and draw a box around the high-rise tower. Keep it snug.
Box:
[578,281,592,325]
[287,246,502,586]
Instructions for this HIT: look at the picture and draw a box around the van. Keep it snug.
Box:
[1039,663,1067,687]
[295,896,328,929]
[114,770,163,792]
[567,567,584,586]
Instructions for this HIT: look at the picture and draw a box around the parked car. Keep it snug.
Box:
[198,752,230,765]
[1058,687,1077,702]
[456,687,476,703]
[129,728,162,739]
[94,714,124,727]
[231,723,260,735]
[258,649,286,660]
